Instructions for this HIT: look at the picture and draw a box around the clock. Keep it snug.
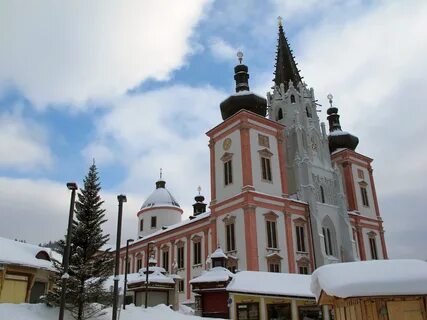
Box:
[223,138,232,150]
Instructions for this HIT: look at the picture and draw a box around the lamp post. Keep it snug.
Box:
[112,194,126,320]
[123,238,134,310]
[144,241,155,308]
[58,182,78,320]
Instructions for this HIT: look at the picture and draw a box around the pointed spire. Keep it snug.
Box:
[274,17,302,89]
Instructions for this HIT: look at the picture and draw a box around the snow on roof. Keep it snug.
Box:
[139,266,166,274]
[0,237,54,271]
[310,259,427,300]
[103,272,142,292]
[190,267,234,284]
[210,248,227,259]
[227,271,314,298]
[329,130,349,136]
[130,211,211,248]
[127,269,175,285]
[141,185,180,209]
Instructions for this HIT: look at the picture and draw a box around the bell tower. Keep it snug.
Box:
[268,18,357,266]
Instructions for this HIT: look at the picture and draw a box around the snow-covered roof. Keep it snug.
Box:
[227,271,314,298]
[190,267,234,284]
[310,259,427,300]
[0,237,55,271]
[141,180,180,209]
[128,269,175,285]
[103,272,142,292]
[139,266,166,274]
[329,130,349,136]
[210,248,227,259]
[131,211,211,247]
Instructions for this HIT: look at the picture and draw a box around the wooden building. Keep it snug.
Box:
[0,237,55,304]
[227,271,324,320]
[311,259,427,320]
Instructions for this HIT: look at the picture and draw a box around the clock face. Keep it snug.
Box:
[223,138,232,150]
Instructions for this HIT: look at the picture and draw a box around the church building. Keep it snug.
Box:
[115,20,388,303]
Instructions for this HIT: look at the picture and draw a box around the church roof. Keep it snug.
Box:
[273,17,302,89]
[140,179,180,209]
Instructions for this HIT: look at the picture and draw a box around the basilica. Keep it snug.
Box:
[115,21,388,303]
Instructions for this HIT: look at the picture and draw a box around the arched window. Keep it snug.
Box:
[290,95,296,103]
[306,106,312,118]
[277,108,283,120]
[320,186,325,203]
[322,216,337,257]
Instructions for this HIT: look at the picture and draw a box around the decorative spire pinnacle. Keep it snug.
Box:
[156,168,166,189]
[237,51,243,64]
[197,185,202,195]
[274,17,302,89]
[193,185,206,216]
[326,93,359,153]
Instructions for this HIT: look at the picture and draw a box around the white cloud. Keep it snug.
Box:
[0,0,212,108]
[0,176,140,246]
[0,110,53,171]
[209,37,241,61]
[83,85,226,219]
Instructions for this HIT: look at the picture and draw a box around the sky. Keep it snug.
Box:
[0,0,426,260]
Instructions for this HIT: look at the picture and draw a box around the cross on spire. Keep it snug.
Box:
[159,168,163,179]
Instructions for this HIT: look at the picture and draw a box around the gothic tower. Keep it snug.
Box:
[267,19,357,266]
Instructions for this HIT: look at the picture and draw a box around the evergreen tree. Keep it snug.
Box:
[46,163,113,320]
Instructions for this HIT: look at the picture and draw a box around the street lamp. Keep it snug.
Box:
[123,238,134,310]
[58,182,78,320]
[145,241,155,308]
[112,194,127,320]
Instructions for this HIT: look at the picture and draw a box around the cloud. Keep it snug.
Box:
[0,109,53,171]
[0,0,212,108]
[83,85,226,219]
[209,37,241,61]
[0,176,140,246]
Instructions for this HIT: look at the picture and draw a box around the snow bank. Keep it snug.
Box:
[311,259,427,300]
[0,303,222,320]
[227,271,314,298]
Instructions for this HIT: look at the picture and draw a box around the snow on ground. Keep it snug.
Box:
[0,303,221,320]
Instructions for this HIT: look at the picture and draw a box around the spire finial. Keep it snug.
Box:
[197,185,202,195]
[277,16,283,27]
[237,51,243,64]
[159,168,163,179]
[327,93,333,107]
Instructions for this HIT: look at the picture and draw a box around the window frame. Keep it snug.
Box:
[360,186,370,207]
[177,244,185,269]
[139,219,144,232]
[162,249,169,272]
[193,240,202,266]
[151,216,157,229]
[266,220,278,249]
[295,225,306,252]
[368,233,378,260]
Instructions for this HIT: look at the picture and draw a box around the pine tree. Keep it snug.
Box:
[46,163,113,320]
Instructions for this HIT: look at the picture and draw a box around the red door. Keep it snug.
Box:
[202,291,229,318]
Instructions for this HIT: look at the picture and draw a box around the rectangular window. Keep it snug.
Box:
[178,279,184,293]
[151,216,157,228]
[369,237,378,260]
[177,246,185,269]
[226,223,236,251]
[224,160,233,185]
[140,219,144,231]
[361,187,369,207]
[266,220,278,248]
[162,250,169,271]
[193,241,201,265]
[137,258,142,271]
[261,157,272,181]
[296,225,306,252]
[299,266,309,274]
[269,263,280,273]
[357,169,364,179]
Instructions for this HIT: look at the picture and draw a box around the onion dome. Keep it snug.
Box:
[141,178,180,209]
[220,51,267,120]
[192,186,207,216]
[326,94,359,153]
